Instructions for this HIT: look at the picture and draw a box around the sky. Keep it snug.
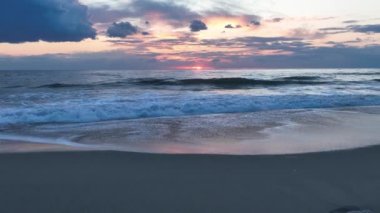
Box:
[1,0,380,70]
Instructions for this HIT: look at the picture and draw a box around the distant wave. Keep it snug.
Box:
[133,76,329,87]
[35,82,126,89]
[31,76,332,89]
[36,83,85,88]
[4,75,378,90]
[339,71,380,76]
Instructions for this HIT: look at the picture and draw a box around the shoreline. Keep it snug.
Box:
[1,106,379,212]
[2,139,380,157]
[1,106,380,155]
[1,145,379,213]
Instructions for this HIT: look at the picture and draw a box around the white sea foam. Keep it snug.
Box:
[0,133,88,147]
[0,69,379,125]
[0,94,379,125]
[2,107,379,155]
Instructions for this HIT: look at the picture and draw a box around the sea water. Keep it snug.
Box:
[0,69,379,154]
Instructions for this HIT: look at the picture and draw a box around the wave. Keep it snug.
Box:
[338,71,380,76]
[0,133,87,147]
[36,83,86,88]
[1,94,379,125]
[32,76,330,89]
[6,75,378,90]
[33,82,133,89]
[133,77,329,87]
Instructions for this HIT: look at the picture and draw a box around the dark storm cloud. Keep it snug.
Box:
[190,20,208,32]
[349,24,380,33]
[107,22,138,38]
[89,0,262,31]
[0,0,96,43]
[132,0,200,22]
[89,0,200,26]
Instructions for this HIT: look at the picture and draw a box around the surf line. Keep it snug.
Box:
[0,133,92,148]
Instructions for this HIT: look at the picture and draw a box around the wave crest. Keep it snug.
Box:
[1,94,379,125]
[33,76,329,89]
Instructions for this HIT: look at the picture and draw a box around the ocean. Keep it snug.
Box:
[0,69,380,154]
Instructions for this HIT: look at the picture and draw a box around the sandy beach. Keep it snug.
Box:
[0,107,379,212]
[0,146,379,213]
[1,0,380,211]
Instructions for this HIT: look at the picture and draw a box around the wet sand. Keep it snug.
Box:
[1,107,380,155]
[0,147,379,213]
[0,140,88,153]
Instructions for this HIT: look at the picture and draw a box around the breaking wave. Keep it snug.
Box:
[1,94,379,125]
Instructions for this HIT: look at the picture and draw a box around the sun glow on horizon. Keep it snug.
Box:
[174,65,214,71]
[193,66,203,70]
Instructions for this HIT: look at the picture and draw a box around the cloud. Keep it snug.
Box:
[203,36,301,45]
[0,51,165,70]
[3,44,380,70]
[2,44,380,70]
[227,45,380,69]
[271,18,284,23]
[200,36,308,53]
[88,0,200,26]
[343,20,358,24]
[225,24,234,29]
[190,20,208,32]
[0,0,96,43]
[224,24,243,29]
[326,38,362,45]
[250,16,262,26]
[132,0,200,23]
[317,24,380,35]
[107,22,138,38]
[88,0,263,32]
[319,27,345,31]
[289,28,326,39]
[349,24,380,33]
